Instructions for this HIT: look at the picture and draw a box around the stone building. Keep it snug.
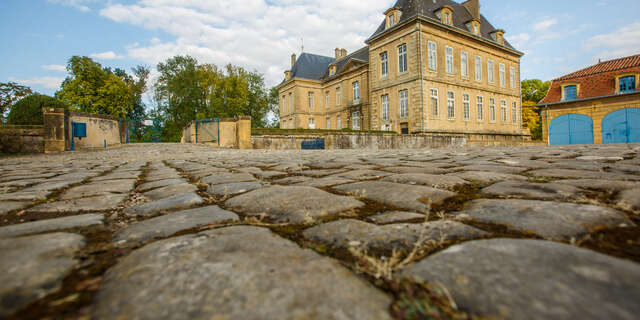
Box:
[277,0,524,136]
[539,54,640,145]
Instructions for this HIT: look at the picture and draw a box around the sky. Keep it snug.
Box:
[1,0,640,98]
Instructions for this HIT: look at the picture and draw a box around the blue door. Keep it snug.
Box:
[550,114,594,145]
[602,108,640,144]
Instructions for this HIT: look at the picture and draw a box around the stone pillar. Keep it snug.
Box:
[236,116,252,149]
[43,108,66,153]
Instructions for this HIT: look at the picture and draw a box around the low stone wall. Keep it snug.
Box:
[68,112,121,150]
[252,132,537,150]
[0,128,44,154]
[182,117,252,149]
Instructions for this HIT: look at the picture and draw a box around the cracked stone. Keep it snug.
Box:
[0,214,104,238]
[60,179,136,200]
[447,171,527,184]
[29,194,128,213]
[124,193,204,216]
[201,172,256,185]
[616,188,640,211]
[294,177,354,188]
[0,190,50,202]
[399,239,640,320]
[368,211,427,224]
[333,170,392,180]
[555,179,640,191]
[207,181,269,197]
[137,179,188,193]
[225,186,364,223]
[482,181,583,200]
[0,201,30,215]
[143,183,199,201]
[381,174,469,190]
[94,226,391,320]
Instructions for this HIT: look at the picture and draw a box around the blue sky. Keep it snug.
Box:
[1,0,639,97]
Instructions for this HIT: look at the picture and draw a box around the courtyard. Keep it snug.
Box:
[1,143,640,319]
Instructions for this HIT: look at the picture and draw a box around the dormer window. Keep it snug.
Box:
[562,84,579,101]
[385,8,401,29]
[329,65,336,76]
[436,6,454,26]
[389,13,395,26]
[444,12,451,25]
[473,24,479,35]
[490,29,506,45]
[619,75,637,93]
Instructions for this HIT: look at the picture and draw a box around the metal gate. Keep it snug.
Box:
[120,119,163,143]
[602,108,640,144]
[549,114,594,145]
[195,119,220,144]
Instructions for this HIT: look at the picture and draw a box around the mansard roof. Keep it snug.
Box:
[321,46,370,81]
[288,52,335,82]
[367,0,518,52]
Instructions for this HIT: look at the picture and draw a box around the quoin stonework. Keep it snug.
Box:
[277,0,524,135]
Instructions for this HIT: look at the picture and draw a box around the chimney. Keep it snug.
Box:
[335,48,341,59]
[341,48,347,58]
[291,54,297,68]
[462,0,480,20]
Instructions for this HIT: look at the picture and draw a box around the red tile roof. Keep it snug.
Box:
[539,54,640,105]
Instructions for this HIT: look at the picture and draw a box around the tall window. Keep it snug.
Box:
[352,111,360,130]
[446,46,453,74]
[475,56,482,81]
[282,120,286,128]
[380,52,388,77]
[337,115,341,129]
[325,91,330,108]
[327,118,331,129]
[563,85,577,101]
[489,98,496,122]
[308,92,314,109]
[282,95,286,113]
[510,66,516,88]
[353,81,360,101]
[289,120,293,129]
[461,51,468,77]
[399,90,409,118]
[289,93,293,112]
[430,89,439,117]
[488,60,494,83]
[462,93,470,120]
[308,118,315,129]
[428,41,437,71]
[501,100,507,122]
[447,91,455,119]
[477,96,484,120]
[398,44,407,73]
[512,102,517,124]
[381,94,390,121]
[499,63,505,87]
[389,13,395,27]
[619,76,636,93]
[444,12,451,25]
[336,87,341,105]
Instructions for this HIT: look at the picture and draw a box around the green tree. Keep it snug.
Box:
[56,56,134,118]
[520,79,551,141]
[521,79,551,103]
[1,82,32,122]
[7,94,68,125]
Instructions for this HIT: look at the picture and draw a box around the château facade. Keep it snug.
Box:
[277,0,524,135]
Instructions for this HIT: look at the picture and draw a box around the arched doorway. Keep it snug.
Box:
[549,114,594,145]
[602,108,640,144]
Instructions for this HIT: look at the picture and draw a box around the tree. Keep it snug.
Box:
[521,79,551,140]
[7,94,68,125]
[56,56,134,118]
[1,82,32,122]
[521,79,551,103]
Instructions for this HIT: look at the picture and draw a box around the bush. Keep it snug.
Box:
[7,94,69,125]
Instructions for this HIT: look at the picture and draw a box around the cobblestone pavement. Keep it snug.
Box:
[1,143,640,319]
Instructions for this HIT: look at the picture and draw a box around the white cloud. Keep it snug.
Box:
[47,0,94,12]
[99,0,390,86]
[10,77,65,90]
[507,33,530,51]
[90,51,124,60]
[533,18,557,32]
[585,22,640,60]
[41,64,67,72]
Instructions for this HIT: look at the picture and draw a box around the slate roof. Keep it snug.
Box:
[539,54,640,105]
[321,46,370,81]
[288,53,335,81]
[367,0,517,51]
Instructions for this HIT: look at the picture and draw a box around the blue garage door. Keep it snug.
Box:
[550,114,594,145]
[602,108,640,144]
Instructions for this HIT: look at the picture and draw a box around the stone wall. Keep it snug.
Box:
[68,112,121,150]
[0,128,44,154]
[182,117,252,149]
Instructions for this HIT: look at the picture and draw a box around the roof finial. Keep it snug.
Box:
[300,38,304,53]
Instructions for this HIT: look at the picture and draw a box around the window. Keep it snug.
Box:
[326,118,331,129]
[499,63,505,87]
[381,94,390,121]
[353,82,360,101]
[336,87,341,105]
[389,13,395,27]
[325,91,330,108]
[461,52,468,77]
[282,95,286,113]
[501,100,507,122]
[446,46,454,74]
[447,91,455,119]
[430,89,439,117]
[399,90,409,118]
[510,67,516,88]
[337,115,341,129]
[563,85,577,101]
[428,41,437,71]
[473,24,479,35]
[475,56,482,81]
[289,120,293,129]
[512,102,517,124]
[309,117,315,129]
[282,120,286,128]
[398,44,407,73]
[329,66,336,76]
[477,96,484,120]
[381,52,388,77]
[352,111,360,130]
[308,92,314,109]
[489,98,496,122]
[488,60,494,83]
[462,94,470,120]
[444,12,451,25]
[619,76,636,93]
[289,93,293,112]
